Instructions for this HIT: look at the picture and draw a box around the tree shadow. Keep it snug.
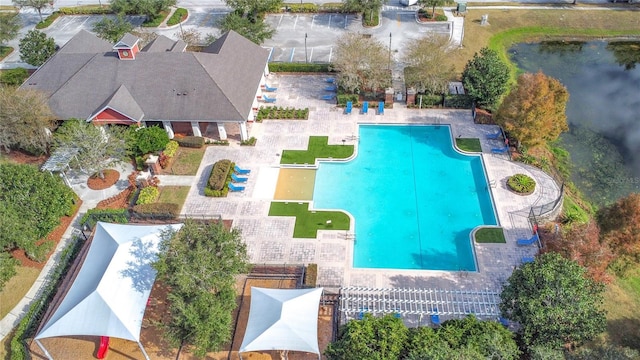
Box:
[606,317,640,350]
[120,237,158,293]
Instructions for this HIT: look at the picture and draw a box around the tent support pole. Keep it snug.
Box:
[238,352,243,360]
[36,339,54,360]
[138,341,150,360]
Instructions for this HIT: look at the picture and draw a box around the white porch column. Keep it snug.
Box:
[217,122,227,140]
[190,121,202,137]
[162,121,175,139]
[264,62,270,76]
[239,122,248,141]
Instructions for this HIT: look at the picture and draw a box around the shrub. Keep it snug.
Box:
[136,186,159,205]
[207,159,232,192]
[269,63,332,73]
[337,94,359,106]
[319,2,351,13]
[507,174,536,194]
[176,136,204,148]
[132,203,180,219]
[285,3,318,12]
[207,139,230,146]
[80,208,130,229]
[304,264,317,287]
[443,94,474,109]
[416,94,443,107]
[0,253,19,291]
[141,11,168,27]
[362,10,379,27]
[241,137,257,146]
[35,12,61,29]
[159,152,170,169]
[204,186,229,197]
[163,140,179,157]
[58,6,112,14]
[0,68,29,86]
[166,8,187,26]
[435,14,448,21]
[128,126,170,156]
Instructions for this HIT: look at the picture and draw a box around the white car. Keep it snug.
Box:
[399,0,419,5]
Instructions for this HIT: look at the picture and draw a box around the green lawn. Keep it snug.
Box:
[602,271,640,350]
[157,186,190,211]
[268,202,350,238]
[165,146,205,175]
[475,227,506,243]
[456,138,482,152]
[280,136,354,165]
[0,266,40,318]
[0,46,13,61]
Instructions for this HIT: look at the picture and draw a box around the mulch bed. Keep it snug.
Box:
[2,150,47,166]
[87,169,120,190]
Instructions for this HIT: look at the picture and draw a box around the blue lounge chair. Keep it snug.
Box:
[487,130,502,139]
[499,317,510,327]
[517,233,539,246]
[228,183,245,192]
[262,94,276,103]
[264,84,277,92]
[324,85,337,91]
[362,101,369,114]
[431,308,441,326]
[491,146,509,154]
[234,165,251,174]
[522,256,535,263]
[325,78,335,83]
[345,101,352,115]
[322,94,335,100]
[232,173,248,183]
[378,101,384,115]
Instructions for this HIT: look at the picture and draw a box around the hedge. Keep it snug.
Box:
[256,106,309,121]
[444,94,474,109]
[176,136,204,148]
[163,140,179,157]
[35,12,61,29]
[337,94,359,107]
[166,7,187,26]
[269,63,332,73]
[207,159,232,192]
[79,208,130,229]
[240,137,257,146]
[58,6,112,14]
[284,3,318,13]
[136,186,159,205]
[318,2,353,13]
[0,68,29,86]
[416,94,444,108]
[132,203,180,219]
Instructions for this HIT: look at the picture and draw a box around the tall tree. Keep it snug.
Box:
[331,32,391,94]
[500,252,606,350]
[598,193,640,273]
[92,15,134,44]
[110,0,176,19]
[12,0,49,22]
[224,0,282,22]
[461,47,510,110]
[495,71,569,148]
[154,219,250,357]
[218,12,274,44]
[19,29,56,66]
[52,119,128,179]
[0,12,21,45]
[342,0,384,23]
[0,87,55,154]
[403,34,455,95]
[418,0,453,16]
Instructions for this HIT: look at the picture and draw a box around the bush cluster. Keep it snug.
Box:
[444,94,474,108]
[257,106,309,121]
[132,203,180,219]
[415,94,443,107]
[164,140,179,157]
[206,139,230,146]
[319,3,351,13]
[0,68,29,86]
[508,173,536,194]
[141,11,169,27]
[176,136,205,148]
[240,137,257,146]
[362,10,379,27]
[127,125,170,156]
[284,3,318,12]
[337,94,359,106]
[80,208,130,229]
[58,6,112,14]
[136,186,160,205]
[269,63,332,73]
[166,7,187,26]
[207,159,232,192]
[35,12,61,29]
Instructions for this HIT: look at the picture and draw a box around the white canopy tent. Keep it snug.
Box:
[35,222,183,360]
[239,287,324,360]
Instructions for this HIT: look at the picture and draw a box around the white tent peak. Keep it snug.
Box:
[240,287,323,357]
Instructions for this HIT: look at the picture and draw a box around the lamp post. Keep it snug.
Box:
[388,32,392,70]
[304,33,308,64]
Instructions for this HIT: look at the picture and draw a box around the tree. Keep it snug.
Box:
[0,87,55,154]
[566,344,640,359]
[343,0,384,23]
[0,252,19,291]
[331,33,391,94]
[218,12,274,44]
[0,67,30,87]
[403,35,455,95]
[153,219,250,357]
[92,15,134,44]
[0,12,21,45]
[19,29,56,67]
[224,0,282,22]
[500,252,606,350]
[110,0,176,19]
[53,119,128,179]
[419,0,453,16]
[495,71,569,148]
[461,47,510,110]
[12,0,49,22]
[598,193,640,275]
[125,125,170,156]
[325,313,409,360]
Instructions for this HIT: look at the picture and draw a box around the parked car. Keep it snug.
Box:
[399,0,418,5]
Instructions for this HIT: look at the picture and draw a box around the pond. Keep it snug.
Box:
[509,40,640,206]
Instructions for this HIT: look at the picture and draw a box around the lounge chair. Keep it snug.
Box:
[517,233,539,246]
[325,78,335,83]
[491,146,509,154]
[345,101,352,115]
[228,183,245,192]
[262,94,276,103]
[234,165,251,174]
[232,173,248,183]
[499,317,510,327]
[378,101,384,115]
[431,308,441,326]
[322,94,335,100]
[324,85,337,91]
[362,101,369,114]
[487,130,502,139]
[264,84,277,92]
[521,256,535,263]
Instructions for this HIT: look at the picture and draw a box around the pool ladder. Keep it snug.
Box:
[344,232,356,241]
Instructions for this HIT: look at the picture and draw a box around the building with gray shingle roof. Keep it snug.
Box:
[21,30,271,141]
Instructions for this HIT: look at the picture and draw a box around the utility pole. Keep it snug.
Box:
[388,32,392,69]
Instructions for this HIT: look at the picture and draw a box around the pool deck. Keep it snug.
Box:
[181,74,560,293]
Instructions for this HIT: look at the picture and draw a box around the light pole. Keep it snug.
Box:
[305,33,308,64]
[388,32,392,70]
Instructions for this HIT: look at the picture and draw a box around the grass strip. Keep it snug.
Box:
[269,202,350,238]
[456,138,482,152]
[280,136,354,164]
[475,227,506,243]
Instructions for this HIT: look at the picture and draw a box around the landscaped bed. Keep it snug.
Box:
[280,136,354,165]
[269,201,350,238]
[160,146,205,175]
[475,227,506,243]
[456,138,482,152]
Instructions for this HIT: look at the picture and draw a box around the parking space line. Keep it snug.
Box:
[344,15,348,29]
[293,15,298,30]
[328,14,332,28]
[309,48,314,62]
[328,47,333,63]
[267,47,274,62]
[289,48,295,62]
[277,14,283,28]
[311,15,315,28]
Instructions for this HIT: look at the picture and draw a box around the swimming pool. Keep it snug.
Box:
[312,125,497,271]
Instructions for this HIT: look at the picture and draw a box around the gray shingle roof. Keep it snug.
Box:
[113,33,139,49]
[92,85,144,121]
[21,30,269,123]
[142,35,186,53]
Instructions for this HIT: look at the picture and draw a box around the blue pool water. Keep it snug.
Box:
[312,125,497,271]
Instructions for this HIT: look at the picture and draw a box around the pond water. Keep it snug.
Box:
[509,41,640,206]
